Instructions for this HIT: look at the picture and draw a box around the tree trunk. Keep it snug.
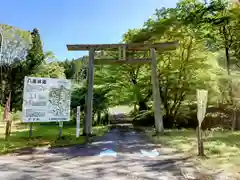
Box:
[5,121,12,140]
[232,104,237,130]
[97,111,101,125]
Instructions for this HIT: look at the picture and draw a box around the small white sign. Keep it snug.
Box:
[197,89,208,126]
[22,76,71,122]
[76,106,80,138]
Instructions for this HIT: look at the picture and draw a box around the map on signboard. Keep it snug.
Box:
[22,76,71,122]
[49,85,71,116]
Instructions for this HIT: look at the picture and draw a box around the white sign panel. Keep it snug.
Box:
[22,76,71,122]
[197,89,208,125]
[76,106,80,138]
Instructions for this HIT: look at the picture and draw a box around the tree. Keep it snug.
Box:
[0,24,31,65]
[31,51,66,78]
[71,85,110,127]
[59,59,76,79]
[97,0,223,129]
[0,25,31,109]
[11,28,45,110]
[25,28,44,75]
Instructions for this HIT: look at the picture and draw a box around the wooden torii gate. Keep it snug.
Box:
[67,42,178,135]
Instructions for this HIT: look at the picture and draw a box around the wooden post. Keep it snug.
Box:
[150,48,164,134]
[59,121,63,137]
[83,86,88,135]
[197,126,204,156]
[83,60,89,136]
[86,48,94,135]
[29,123,33,138]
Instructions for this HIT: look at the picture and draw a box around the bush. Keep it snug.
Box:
[101,112,110,125]
[132,109,198,129]
[10,111,22,122]
[0,106,22,122]
[132,110,154,127]
[132,104,234,130]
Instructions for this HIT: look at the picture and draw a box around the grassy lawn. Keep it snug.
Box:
[0,123,109,155]
[144,128,240,174]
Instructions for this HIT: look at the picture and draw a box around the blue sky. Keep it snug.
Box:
[1,0,178,60]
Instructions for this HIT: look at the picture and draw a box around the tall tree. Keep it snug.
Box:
[0,25,31,109]
[9,28,45,110]
[25,28,44,74]
[0,24,30,65]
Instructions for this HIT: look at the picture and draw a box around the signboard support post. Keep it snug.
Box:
[76,106,80,138]
[59,122,63,137]
[197,126,204,156]
[196,89,208,157]
[29,123,33,137]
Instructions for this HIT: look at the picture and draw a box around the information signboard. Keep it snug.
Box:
[22,76,71,122]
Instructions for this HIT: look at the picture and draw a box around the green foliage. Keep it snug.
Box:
[0,124,108,154]
[1,0,240,131]
[146,128,240,172]
[0,27,66,110]
[0,24,31,64]
[31,53,66,78]
[0,25,31,109]
[70,85,86,112]
[59,59,76,79]
[104,0,239,129]
[71,84,110,125]
[133,110,154,127]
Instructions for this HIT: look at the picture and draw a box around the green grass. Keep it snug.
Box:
[144,128,240,174]
[0,123,109,154]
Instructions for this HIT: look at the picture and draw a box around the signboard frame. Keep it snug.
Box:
[22,76,71,123]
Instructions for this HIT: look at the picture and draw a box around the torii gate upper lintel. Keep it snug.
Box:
[66,42,178,135]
